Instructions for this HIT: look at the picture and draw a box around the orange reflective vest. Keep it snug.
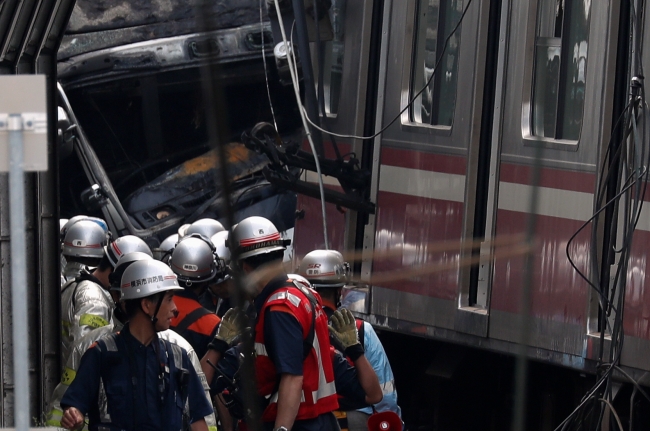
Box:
[254,281,339,422]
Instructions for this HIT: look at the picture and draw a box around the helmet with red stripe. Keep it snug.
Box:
[61,219,110,259]
[229,216,289,260]
[298,249,350,289]
[104,235,153,268]
[120,259,183,300]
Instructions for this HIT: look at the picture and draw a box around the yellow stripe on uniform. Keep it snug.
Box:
[61,320,71,337]
[79,314,109,329]
[45,408,63,427]
[61,366,77,386]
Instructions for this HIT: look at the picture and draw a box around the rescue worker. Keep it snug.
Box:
[47,252,218,431]
[228,216,339,431]
[60,234,153,364]
[298,249,402,431]
[60,218,110,284]
[60,259,214,431]
[203,306,383,431]
[169,234,223,359]
[199,230,233,317]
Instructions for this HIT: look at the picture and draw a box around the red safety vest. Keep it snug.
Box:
[254,281,339,422]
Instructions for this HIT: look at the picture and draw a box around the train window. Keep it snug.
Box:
[531,0,590,141]
[322,0,346,116]
[410,0,463,127]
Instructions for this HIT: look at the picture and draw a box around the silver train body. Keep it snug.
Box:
[292,0,650,382]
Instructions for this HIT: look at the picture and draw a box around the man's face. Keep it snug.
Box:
[153,291,178,331]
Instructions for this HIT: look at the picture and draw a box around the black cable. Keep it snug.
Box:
[560,3,649,426]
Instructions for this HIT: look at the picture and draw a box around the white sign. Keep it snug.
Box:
[0,75,48,172]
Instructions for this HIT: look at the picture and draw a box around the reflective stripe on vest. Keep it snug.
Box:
[255,284,339,421]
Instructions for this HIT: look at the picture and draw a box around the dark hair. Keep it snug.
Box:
[314,285,339,302]
[97,254,112,272]
[241,250,284,270]
[124,293,163,319]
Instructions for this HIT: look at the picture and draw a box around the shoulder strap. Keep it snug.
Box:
[102,333,119,352]
[60,279,76,294]
[174,307,212,333]
[168,340,184,370]
[291,282,319,360]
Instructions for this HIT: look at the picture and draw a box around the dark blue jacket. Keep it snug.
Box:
[61,324,213,431]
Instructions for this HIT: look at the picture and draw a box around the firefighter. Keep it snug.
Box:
[204,306,383,431]
[60,217,110,284]
[169,233,223,359]
[60,259,213,431]
[48,252,218,431]
[60,234,152,364]
[298,249,402,431]
[199,230,233,317]
[228,216,339,431]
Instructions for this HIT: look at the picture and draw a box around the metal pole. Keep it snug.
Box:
[8,114,29,431]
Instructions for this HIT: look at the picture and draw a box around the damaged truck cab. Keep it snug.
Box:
[56,0,301,246]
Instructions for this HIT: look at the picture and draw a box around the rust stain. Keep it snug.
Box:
[173,143,259,179]
[227,144,251,164]
[178,149,219,176]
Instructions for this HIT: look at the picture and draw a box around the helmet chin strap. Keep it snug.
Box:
[150,294,166,326]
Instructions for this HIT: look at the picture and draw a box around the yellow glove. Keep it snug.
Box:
[215,307,246,345]
[328,308,359,349]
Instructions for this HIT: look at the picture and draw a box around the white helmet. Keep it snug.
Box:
[186,218,225,239]
[298,249,350,289]
[229,216,289,260]
[169,234,222,284]
[105,235,153,268]
[61,220,110,259]
[153,234,179,262]
[109,251,154,290]
[177,224,191,238]
[120,259,183,300]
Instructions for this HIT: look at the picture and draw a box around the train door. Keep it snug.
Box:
[486,0,618,361]
[291,0,376,260]
[359,0,493,334]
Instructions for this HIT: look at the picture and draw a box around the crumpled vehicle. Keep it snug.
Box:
[57,0,301,245]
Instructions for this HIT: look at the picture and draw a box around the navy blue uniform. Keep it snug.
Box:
[61,324,213,431]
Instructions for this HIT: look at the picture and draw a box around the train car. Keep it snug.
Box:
[283,0,650,428]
